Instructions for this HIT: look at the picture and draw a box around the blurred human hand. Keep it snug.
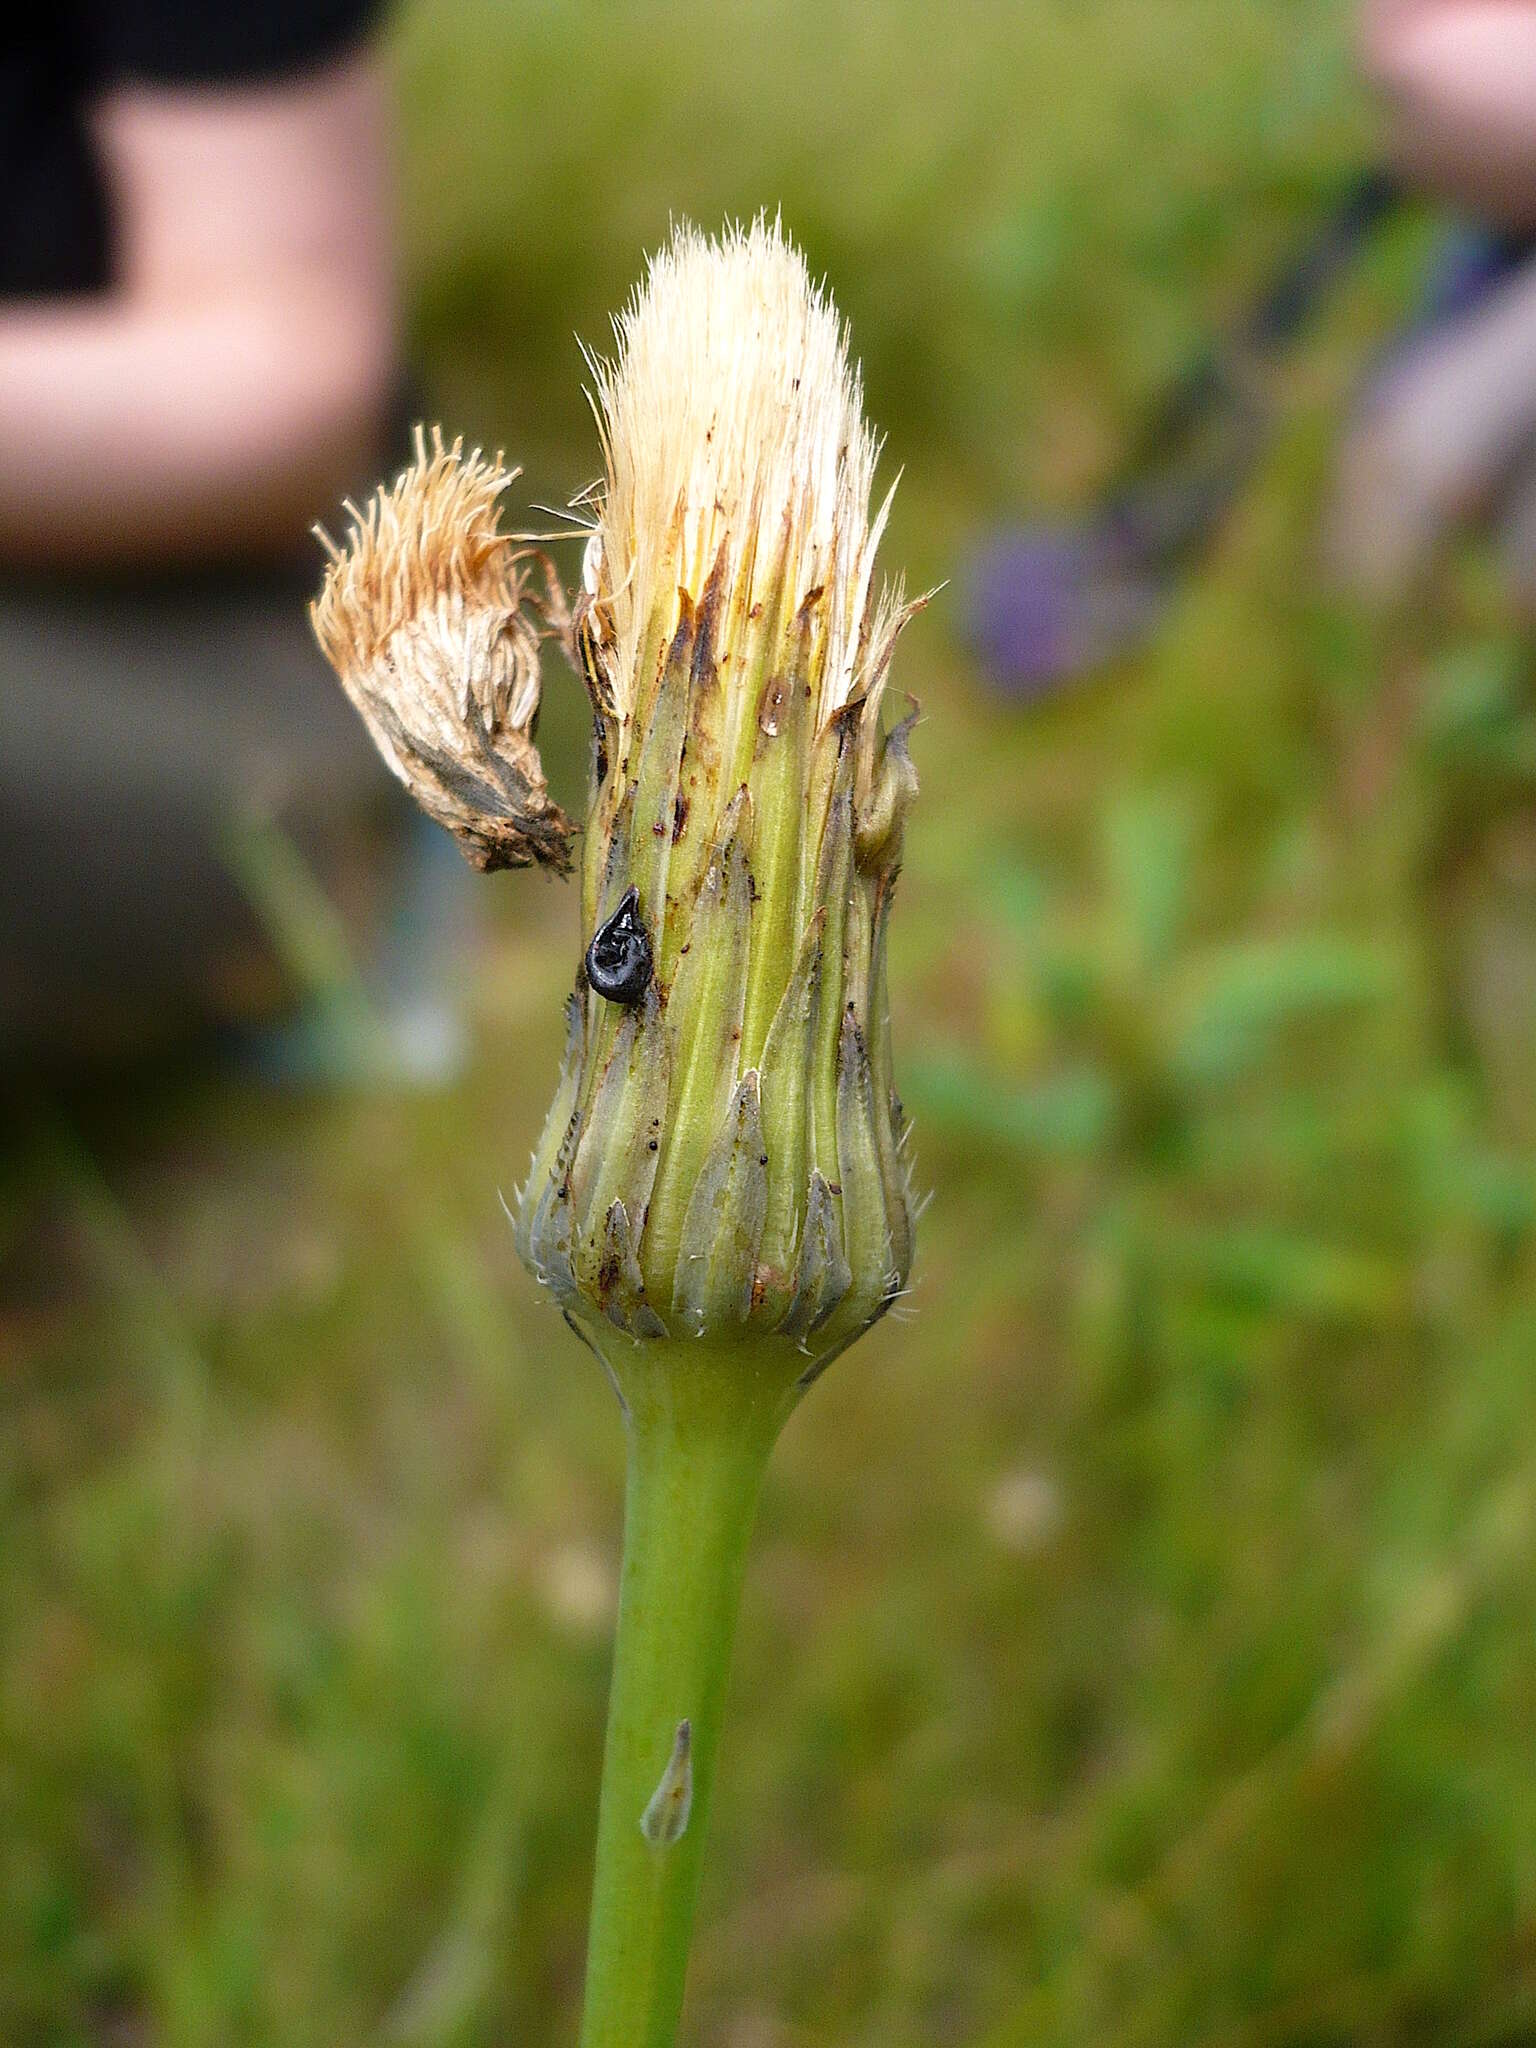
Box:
[1360,1,1536,225]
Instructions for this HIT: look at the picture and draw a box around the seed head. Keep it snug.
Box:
[517,219,922,1370]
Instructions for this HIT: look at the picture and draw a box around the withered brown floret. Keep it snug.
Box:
[310,426,574,873]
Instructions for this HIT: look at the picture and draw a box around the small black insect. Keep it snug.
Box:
[585,885,653,1005]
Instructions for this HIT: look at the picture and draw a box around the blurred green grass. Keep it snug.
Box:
[8,1,1536,2042]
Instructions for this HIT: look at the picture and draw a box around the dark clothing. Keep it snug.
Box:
[0,566,407,1062]
[0,3,381,300]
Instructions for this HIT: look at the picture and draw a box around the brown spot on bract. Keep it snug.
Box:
[757,673,790,739]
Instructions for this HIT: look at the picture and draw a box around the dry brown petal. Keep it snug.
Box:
[310,427,574,873]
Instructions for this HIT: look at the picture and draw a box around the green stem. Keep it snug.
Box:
[579,1341,801,2048]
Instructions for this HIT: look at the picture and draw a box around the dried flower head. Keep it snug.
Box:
[311,427,574,872]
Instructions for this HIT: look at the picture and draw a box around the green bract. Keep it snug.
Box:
[513,221,920,1372]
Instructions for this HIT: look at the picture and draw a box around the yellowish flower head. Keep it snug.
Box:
[583,217,897,734]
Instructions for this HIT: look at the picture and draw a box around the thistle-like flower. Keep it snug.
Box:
[310,222,918,1372]
[313,219,925,2048]
[513,219,920,1370]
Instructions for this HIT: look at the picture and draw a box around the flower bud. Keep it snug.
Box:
[311,427,574,873]
[515,220,920,1370]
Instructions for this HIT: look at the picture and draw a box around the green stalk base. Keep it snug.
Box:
[578,1339,802,2048]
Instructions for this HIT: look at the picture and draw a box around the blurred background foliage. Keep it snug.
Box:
[8,0,1536,2042]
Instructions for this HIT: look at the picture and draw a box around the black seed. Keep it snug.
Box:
[585,885,652,1006]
